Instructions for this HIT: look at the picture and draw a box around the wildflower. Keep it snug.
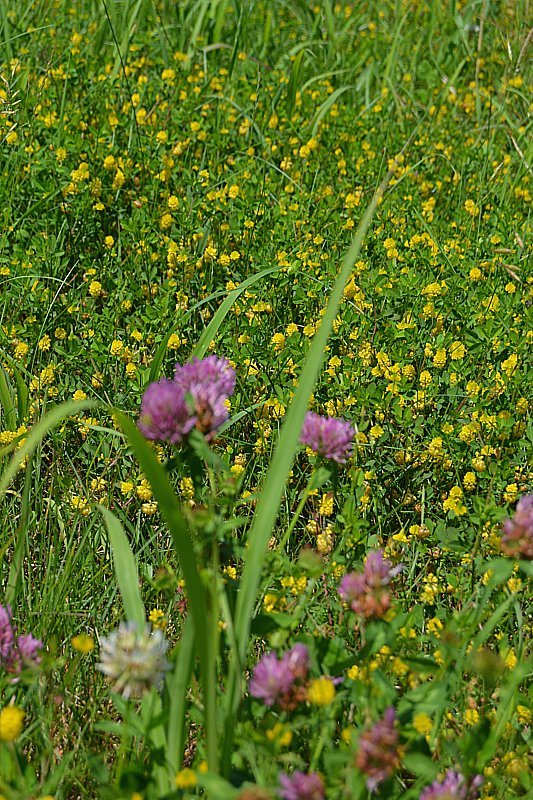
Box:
[174,355,236,435]
[0,604,42,673]
[500,495,533,560]
[97,622,170,699]
[0,604,15,662]
[339,550,402,620]
[355,707,400,791]
[419,770,483,799]
[140,356,235,444]
[72,633,95,653]
[175,768,197,789]
[307,676,336,705]
[0,705,25,741]
[278,771,325,800]
[300,412,354,463]
[139,378,196,445]
[249,643,309,710]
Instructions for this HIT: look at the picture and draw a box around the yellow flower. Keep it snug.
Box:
[463,472,477,491]
[307,677,336,706]
[503,483,518,503]
[148,609,167,630]
[432,348,447,368]
[72,634,95,653]
[89,280,103,298]
[465,708,479,725]
[271,332,285,351]
[175,768,197,789]
[0,706,25,741]
[166,333,180,349]
[419,370,432,388]
[412,712,432,735]
[464,198,479,216]
[318,493,334,516]
[266,722,292,746]
[110,339,124,356]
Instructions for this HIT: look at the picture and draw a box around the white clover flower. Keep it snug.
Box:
[97,622,170,699]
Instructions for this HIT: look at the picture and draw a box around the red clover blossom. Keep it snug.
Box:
[355,707,401,791]
[0,604,42,674]
[249,643,309,710]
[300,412,355,464]
[500,494,533,559]
[339,550,402,620]
[139,355,235,445]
[419,770,483,800]
[278,771,325,800]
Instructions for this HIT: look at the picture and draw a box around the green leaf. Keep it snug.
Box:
[286,49,305,117]
[165,616,195,780]
[116,412,217,770]
[402,752,439,780]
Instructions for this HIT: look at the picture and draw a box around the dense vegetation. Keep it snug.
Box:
[0,1,531,798]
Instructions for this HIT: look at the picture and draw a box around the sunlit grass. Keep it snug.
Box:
[0,0,531,798]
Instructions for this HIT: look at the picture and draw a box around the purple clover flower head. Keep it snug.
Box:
[249,644,310,710]
[300,412,355,464]
[16,634,43,667]
[139,356,236,445]
[278,771,325,800]
[174,355,236,437]
[0,604,16,662]
[139,378,195,444]
[501,494,533,560]
[356,707,400,792]
[0,605,42,673]
[284,642,310,680]
[249,651,295,706]
[420,770,483,800]
[364,550,403,588]
[339,550,402,620]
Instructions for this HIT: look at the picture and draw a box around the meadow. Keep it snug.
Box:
[0,0,532,798]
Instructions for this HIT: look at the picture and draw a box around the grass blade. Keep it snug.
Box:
[221,177,391,769]
[165,614,195,777]
[0,366,17,430]
[98,504,145,628]
[286,49,305,117]
[115,411,217,770]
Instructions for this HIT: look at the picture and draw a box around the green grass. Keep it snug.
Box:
[0,0,532,798]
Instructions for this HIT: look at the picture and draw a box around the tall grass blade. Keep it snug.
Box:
[0,366,17,430]
[309,84,354,136]
[221,178,391,769]
[115,411,218,770]
[98,504,145,627]
[286,49,305,117]
[165,614,195,777]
